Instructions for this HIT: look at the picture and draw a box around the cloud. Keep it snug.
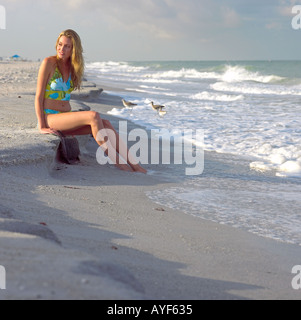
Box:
[265,22,282,30]
[0,0,267,40]
[44,0,179,39]
[2,0,297,60]
[44,0,244,39]
[221,7,241,28]
[278,0,298,16]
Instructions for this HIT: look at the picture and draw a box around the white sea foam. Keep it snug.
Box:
[191,91,244,102]
[144,68,220,80]
[86,61,301,178]
[220,65,284,83]
[87,60,301,245]
[211,81,301,96]
[87,61,148,74]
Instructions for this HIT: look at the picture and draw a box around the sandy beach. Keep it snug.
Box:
[0,61,301,300]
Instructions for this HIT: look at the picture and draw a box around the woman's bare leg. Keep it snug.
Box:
[102,119,147,174]
[62,125,92,136]
[63,121,146,173]
[46,111,146,173]
[47,111,132,171]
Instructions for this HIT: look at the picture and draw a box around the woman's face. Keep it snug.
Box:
[57,36,73,60]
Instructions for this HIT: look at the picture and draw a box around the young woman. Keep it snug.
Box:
[35,29,146,173]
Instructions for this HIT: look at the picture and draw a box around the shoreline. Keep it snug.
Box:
[1,61,301,300]
[85,66,301,246]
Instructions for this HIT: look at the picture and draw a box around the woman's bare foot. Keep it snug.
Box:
[115,163,135,172]
[131,164,147,174]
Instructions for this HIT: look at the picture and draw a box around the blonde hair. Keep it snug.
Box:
[56,29,84,90]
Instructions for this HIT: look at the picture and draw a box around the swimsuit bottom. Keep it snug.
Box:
[38,109,70,128]
[44,109,62,115]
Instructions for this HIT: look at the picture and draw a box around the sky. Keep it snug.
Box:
[0,0,301,61]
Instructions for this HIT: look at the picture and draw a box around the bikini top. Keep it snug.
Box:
[44,67,74,101]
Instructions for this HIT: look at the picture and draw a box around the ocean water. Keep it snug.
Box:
[86,61,301,245]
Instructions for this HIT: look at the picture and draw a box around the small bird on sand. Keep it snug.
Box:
[122,99,137,109]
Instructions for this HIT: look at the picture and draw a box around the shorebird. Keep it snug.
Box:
[150,102,167,117]
[122,99,137,109]
[150,101,165,112]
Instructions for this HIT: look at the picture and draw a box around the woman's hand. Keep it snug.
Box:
[39,127,62,137]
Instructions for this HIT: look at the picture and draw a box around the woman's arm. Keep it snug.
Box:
[35,58,58,134]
